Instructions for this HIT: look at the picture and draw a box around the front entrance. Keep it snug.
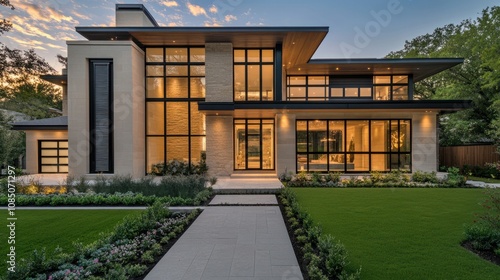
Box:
[234,119,274,170]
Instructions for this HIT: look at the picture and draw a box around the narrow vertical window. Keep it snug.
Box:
[89,59,113,173]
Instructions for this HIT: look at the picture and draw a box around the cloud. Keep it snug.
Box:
[209,5,218,14]
[12,1,78,24]
[8,15,57,40]
[167,22,179,26]
[225,15,237,22]
[162,1,179,7]
[204,21,221,27]
[46,43,66,52]
[72,10,91,20]
[187,2,207,17]
[5,35,47,50]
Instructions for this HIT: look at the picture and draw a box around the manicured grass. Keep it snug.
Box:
[293,188,500,280]
[469,176,500,184]
[1,210,142,273]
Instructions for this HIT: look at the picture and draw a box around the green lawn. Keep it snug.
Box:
[1,210,142,274]
[293,188,500,280]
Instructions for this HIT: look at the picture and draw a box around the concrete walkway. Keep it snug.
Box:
[145,195,302,280]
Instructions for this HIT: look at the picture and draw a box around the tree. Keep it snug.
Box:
[387,7,500,147]
[0,110,24,168]
[57,54,67,68]
[0,0,14,35]
[0,44,62,119]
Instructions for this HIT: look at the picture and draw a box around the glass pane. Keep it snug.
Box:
[247,50,260,62]
[374,76,391,84]
[59,141,68,148]
[190,78,206,98]
[330,88,343,97]
[371,154,389,171]
[59,166,68,173]
[147,78,164,98]
[166,48,187,62]
[41,158,58,164]
[41,166,58,173]
[400,120,411,152]
[191,136,205,164]
[235,123,246,169]
[146,66,163,76]
[166,102,188,135]
[308,120,327,153]
[190,102,205,135]
[390,120,399,152]
[393,75,408,84]
[392,85,408,100]
[329,121,344,152]
[360,87,372,97]
[234,49,245,63]
[247,65,260,101]
[146,48,163,62]
[296,121,307,153]
[399,154,411,171]
[262,65,274,101]
[289,76,306,85]
[391,154,399,170]
[190,65,205,76]
[262,49,274,62]
[59,149,68,156]
[247,132,261,168]
[374,86,390,100]
[41,141,57,148]
[234,65,245,101]
[308,87,326,99]
[166,137,189,162]
[346,120,369,152]
[147,137,164,173]
[166,66,188,76]
[371,120,389,152]
[190,48,205,62]
[351,153,369,172]
[329,154,345,171]
[262,123,274,169]
[297,154,307,172]
[309,154,328,172]
[147,102,164,135]
[166,77,188,98]
[289,87,306,98]
[345,88,358,97]
[41,150,58,156]
[308,76,326,85]
[59,157,68,164]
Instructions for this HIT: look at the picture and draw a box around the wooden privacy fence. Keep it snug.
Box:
[439,144,500,167]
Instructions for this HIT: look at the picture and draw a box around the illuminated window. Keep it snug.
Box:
[145,47,206,173]
[234,49,274,101]
[287,76,329,101]
[39,140,68,173]
[373,75,409,100]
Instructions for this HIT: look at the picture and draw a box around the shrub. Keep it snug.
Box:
[151,152,208,176]
[445,167,467,187]
[412,171,439,183]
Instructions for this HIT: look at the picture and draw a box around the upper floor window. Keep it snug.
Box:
[288,76,329,101]
[234,49,274,101]
[374,75,409,101]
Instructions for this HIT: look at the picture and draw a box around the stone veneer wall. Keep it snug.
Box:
[206,116,233,176]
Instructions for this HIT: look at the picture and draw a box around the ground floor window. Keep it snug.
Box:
[234,119,274,170]
[38,140,68,173]
[296,119,411,173]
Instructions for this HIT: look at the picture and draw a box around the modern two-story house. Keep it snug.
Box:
[13,4,471,179]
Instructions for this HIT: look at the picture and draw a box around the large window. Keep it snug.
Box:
[39,140,68,173]
[374,75,409,100]
[287,76,329,101]
[234,49,274,101]
[145,47,206,173]
[296,119,411,173]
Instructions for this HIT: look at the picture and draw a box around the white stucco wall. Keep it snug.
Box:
[25,130,68,174]
[67,41,145,179]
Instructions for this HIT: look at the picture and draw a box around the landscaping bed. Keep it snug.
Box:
[7,202,201,280]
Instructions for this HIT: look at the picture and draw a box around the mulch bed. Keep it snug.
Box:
[461,241,500,266]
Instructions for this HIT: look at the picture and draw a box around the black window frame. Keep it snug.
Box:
[373,75,410,101]
[38,140,68,174]
[233,48,275,102]
[295,119,412,173]
[233,118,275,171]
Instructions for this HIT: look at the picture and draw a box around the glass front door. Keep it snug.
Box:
[235,119,274,170]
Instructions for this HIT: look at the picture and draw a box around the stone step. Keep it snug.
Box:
[230,171,277,179]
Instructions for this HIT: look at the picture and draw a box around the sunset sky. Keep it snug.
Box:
[1,0,499,71]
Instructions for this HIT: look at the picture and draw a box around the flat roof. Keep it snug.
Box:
[76,26,329,67]
[289,58,464,82]
[40,74,67,86]
[11,116,68,130]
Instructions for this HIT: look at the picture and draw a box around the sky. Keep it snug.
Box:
[1,0,500,72]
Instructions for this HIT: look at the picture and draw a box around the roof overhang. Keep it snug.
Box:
[198,100,472,117]
[40,75,67,86]
[11,116,68,131]
[76,26,328,67]
[288,58,464,82]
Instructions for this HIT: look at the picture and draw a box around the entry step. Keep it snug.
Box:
[230,171,277,179]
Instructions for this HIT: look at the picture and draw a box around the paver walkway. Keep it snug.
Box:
[145,195,302,280]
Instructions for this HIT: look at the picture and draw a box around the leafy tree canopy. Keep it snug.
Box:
[387,7,500,147]
[0,0,14,35]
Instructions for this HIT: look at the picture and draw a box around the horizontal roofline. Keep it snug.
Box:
[76,26,329,33]
[308,58,464,64]
[11,116,68,131]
